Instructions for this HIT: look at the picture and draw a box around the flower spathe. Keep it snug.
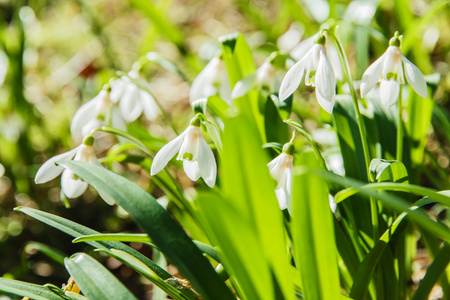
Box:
[150,121,217,188]
[360,33,428,107]
[268,150,294,211]
[279,35,336,114]
[35,143,100,199]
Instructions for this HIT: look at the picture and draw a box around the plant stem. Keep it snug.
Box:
[323,29,371,174]
[396,87,403,161]
[324,28,379,240]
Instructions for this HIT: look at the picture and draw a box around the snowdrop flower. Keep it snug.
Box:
[290,34,342,81]
[231,61,276,98]
[71,90,126,142]
[268,143,295,211]
[150,115,217,187]
[35,137,100,199]
[189,57,231,105]
[279,34,336,114]
[360,32,428,107]
[110,71,159,123]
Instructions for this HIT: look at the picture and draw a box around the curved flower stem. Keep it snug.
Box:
[396,88,403,161]
[323,28,371,174]
[323,28,379,239]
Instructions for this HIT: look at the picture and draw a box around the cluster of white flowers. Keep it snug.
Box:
[279,31,427,114]
[35,69,161,200]
[35,30,427,211]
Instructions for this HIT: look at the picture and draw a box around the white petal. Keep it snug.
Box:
[35,147,80,184]
[315,51,336,114]
[380,80,400,107]
[360,52,387,97]
[329,194,337,213]
[268,153,288,189]
[140,90,159,121]
[111,107,127,131]
[382,47,403,83]
[256,62,275,89]
[190,57,220,103]
[279,58,307,101]
[80,119,102,139]
[70,97,98,141]
[290,35,316,60]
[219,72,232,104]
[231,74,256,99]
[150,130,187,176]
[198,137,217,188]
[401,54,428,98]
[285,165,293,212]
[120,83,143,122]
[275,188,288,210]
[267,155,281,172]
[74,144,96,163]
[109,78,126,104]
[61,169,88,198]
[183,161,201,181]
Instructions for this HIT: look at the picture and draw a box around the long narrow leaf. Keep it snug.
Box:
[15,206,172,280]
[65,253,138,300]
[412,243,450,300]
[292,151,341,300]
[0,278,66,300]
[58,160,235,300]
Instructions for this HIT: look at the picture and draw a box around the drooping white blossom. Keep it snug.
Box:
[360,32,428,107]
[70,90,126,142]
[150,119,217,188]
[279,34,336,114]
[189,57,231,105]
[267,145,294,211]
[110,71,159,122]
[35,142,100,199]
[231,62,276,98]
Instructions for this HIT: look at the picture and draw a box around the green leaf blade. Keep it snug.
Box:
[291,151,341,300]
[65,253,138,300]
[58,161,235,300]
[0,278,66,300]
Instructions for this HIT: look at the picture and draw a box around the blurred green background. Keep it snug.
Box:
[0,0,448,298]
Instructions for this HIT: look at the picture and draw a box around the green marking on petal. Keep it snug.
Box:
[386,72,398,80]
[182,152,194,161]
[98,114,106,122]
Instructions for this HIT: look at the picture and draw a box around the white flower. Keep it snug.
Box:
[189,57,231,105]
[268,152,294,211]
[279,36,336,114]
[231,62,276,98]
[70,90,126,142]
[110,71,159,122]
[360,35,427,107]
[35,144,100,199]
[150,123,217,187]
